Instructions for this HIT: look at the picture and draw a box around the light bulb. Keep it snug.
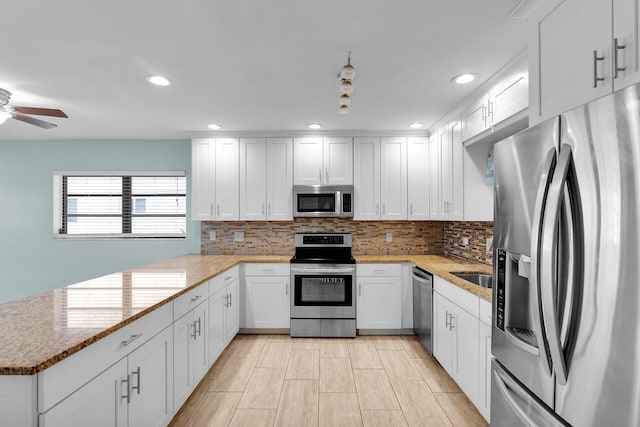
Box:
[452,73,477,84]
[339,80,353,94]
[339,94,351,106]
[146,75,172,86]
[0,111,12,125]
[340,64,356,80]
[339,105,350,114]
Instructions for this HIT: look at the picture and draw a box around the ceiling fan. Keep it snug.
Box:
[0,88,68,129]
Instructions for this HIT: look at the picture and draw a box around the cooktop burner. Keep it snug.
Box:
[290,232,355,264]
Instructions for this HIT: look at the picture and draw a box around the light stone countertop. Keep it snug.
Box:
[0,253,490,375]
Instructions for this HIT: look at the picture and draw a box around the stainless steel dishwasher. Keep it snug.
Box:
[412,267,433,354]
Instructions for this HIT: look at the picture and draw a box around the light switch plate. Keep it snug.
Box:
[386,232,393,243]
[209,231,217,241]
[234,231,245,242]
[462,237,470,245]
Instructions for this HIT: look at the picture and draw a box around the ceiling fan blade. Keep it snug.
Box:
[12,107,68,118]
[11,113,58,129]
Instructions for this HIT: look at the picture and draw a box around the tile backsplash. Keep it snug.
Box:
[201,219,444,256]
[200,219,493,266]
[443,221,493,265]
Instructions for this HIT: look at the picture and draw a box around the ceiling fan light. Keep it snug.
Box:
[0,111,12,124]
[339,94,351,106]
[340,65,356,80]
[339,105,350,114]
[339,80,353,94]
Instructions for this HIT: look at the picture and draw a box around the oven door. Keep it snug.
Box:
[290,264,356,318]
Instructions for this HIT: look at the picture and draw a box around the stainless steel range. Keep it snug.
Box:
[290,232,356,337]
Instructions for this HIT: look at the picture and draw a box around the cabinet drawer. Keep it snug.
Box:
[244,263,289,276]
[174,281,209,321]
[37,302,172,413]
[357,263,401,277]
[434,276,480,317]
[209,265,240,296]
[479,298,492,326]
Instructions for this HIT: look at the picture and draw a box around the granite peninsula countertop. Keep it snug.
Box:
[0,253,490,375]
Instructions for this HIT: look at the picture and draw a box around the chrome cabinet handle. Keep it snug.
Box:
[210,204,213,216]
[195,317,202,336]
[614,38,626,78]
[325,168,329,182]
[410,204,413,216]
[268,204,271,215]
[488,100,494,119]
[382,204,386,215]
[121,333,142,348]
[229,293,232,306]
[131,367,141,395]
[319,168,322,182]
[122,375,131,404]
[224,276,233,281]
[358,284,362,297]
[190,294,202,303]
[445,312,450,329]
[262,204,265,215]
[285,282,289,296]
[224,294,230,308]
[373,269,386,274]
[593,50,605,88]
[481,105,487,122]
[376,204,380,214]
[450,315,456,331]
[217,205,220,216]
[191,322,197,339]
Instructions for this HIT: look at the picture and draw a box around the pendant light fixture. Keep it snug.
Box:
[338,52,355,114]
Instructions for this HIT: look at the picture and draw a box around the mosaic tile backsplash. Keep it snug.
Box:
[200,219,493,266]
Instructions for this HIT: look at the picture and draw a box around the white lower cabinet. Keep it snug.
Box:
[433,277,480,408]
[244,263,290,329]
[173,300,208,411]
[39,326,173,427]
[478,299,492,422]
[208,267,241,365]
[356,264,402,330]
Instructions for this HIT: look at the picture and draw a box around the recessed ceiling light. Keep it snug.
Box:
[409,123,424,129]
[145,75,171,86]
[207,123,222,130]
[307,123,323,130]
[452,73,477,85]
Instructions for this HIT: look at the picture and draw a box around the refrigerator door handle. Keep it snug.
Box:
[493,369,538,427]
[540,144,573,385]
[529,147,557,375]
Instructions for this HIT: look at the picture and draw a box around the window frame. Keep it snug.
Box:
[54,171,187,240]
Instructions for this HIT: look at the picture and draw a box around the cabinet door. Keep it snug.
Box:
[191,138,215,220]
[380,137,407,220]
[173,312,195,411]
[208,287,227,365]
[324,137,353,185]
[215,138,240,220]
[353,137,381,220]
[489,70,528,126]
[433,293,453,372]
[461,95,489,141]
[267,138,293,220]
[613,0,640,90]
[294,137,324,184]
[192,302,209,384]
[439,127,452,219]
[428,134,441,220]
[407,137,430,220]
[537,0,611,120]
[478,321,492,421]
[452,305,479,404]
[240,138,267,220]
[357,276,402,329]
[449,120,464,220]
[225,280,240,343]
[39,358,128,427]
[245,276,290,328]
[128,327,174,427]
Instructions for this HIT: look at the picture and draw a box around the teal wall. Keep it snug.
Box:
[0,139,200,304]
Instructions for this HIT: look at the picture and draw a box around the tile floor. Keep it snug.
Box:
[169,334,488,427]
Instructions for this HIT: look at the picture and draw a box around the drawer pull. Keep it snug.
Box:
[190,294,202,303]
[373,269,386,274]
[121,333,142,348]
[224,276,233,281]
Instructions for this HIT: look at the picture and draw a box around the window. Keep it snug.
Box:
[54,172,186,239]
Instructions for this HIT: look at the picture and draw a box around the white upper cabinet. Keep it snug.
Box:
[380,137,407,220]
[407,137,430,220]
[240,138,293,221]
[461,53,528,141]
[613,0,640,91]
[429,133,441,220]
[294,137,353,185]
[353,137,381,220]
[429,120,464,221]
[191,138,239,221]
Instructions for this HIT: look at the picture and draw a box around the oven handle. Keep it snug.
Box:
[290,267,356,274]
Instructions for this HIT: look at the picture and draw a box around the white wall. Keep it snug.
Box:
[0,139,200,304]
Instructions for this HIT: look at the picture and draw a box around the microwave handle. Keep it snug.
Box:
[336,190,341,215]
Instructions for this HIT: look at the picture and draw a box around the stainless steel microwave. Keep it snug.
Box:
[293,185,354,218]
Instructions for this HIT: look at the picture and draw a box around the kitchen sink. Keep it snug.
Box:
[452,273,493,288]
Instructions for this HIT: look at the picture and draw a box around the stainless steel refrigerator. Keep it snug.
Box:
[491,82,640,426]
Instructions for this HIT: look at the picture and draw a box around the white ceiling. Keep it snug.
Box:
[1,1,528,140]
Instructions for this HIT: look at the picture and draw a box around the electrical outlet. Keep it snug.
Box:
[209,231,217,241]
[462,237,470,245]
[234,231,245,242]
[486,236,493,252]
[386,232,393,243]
